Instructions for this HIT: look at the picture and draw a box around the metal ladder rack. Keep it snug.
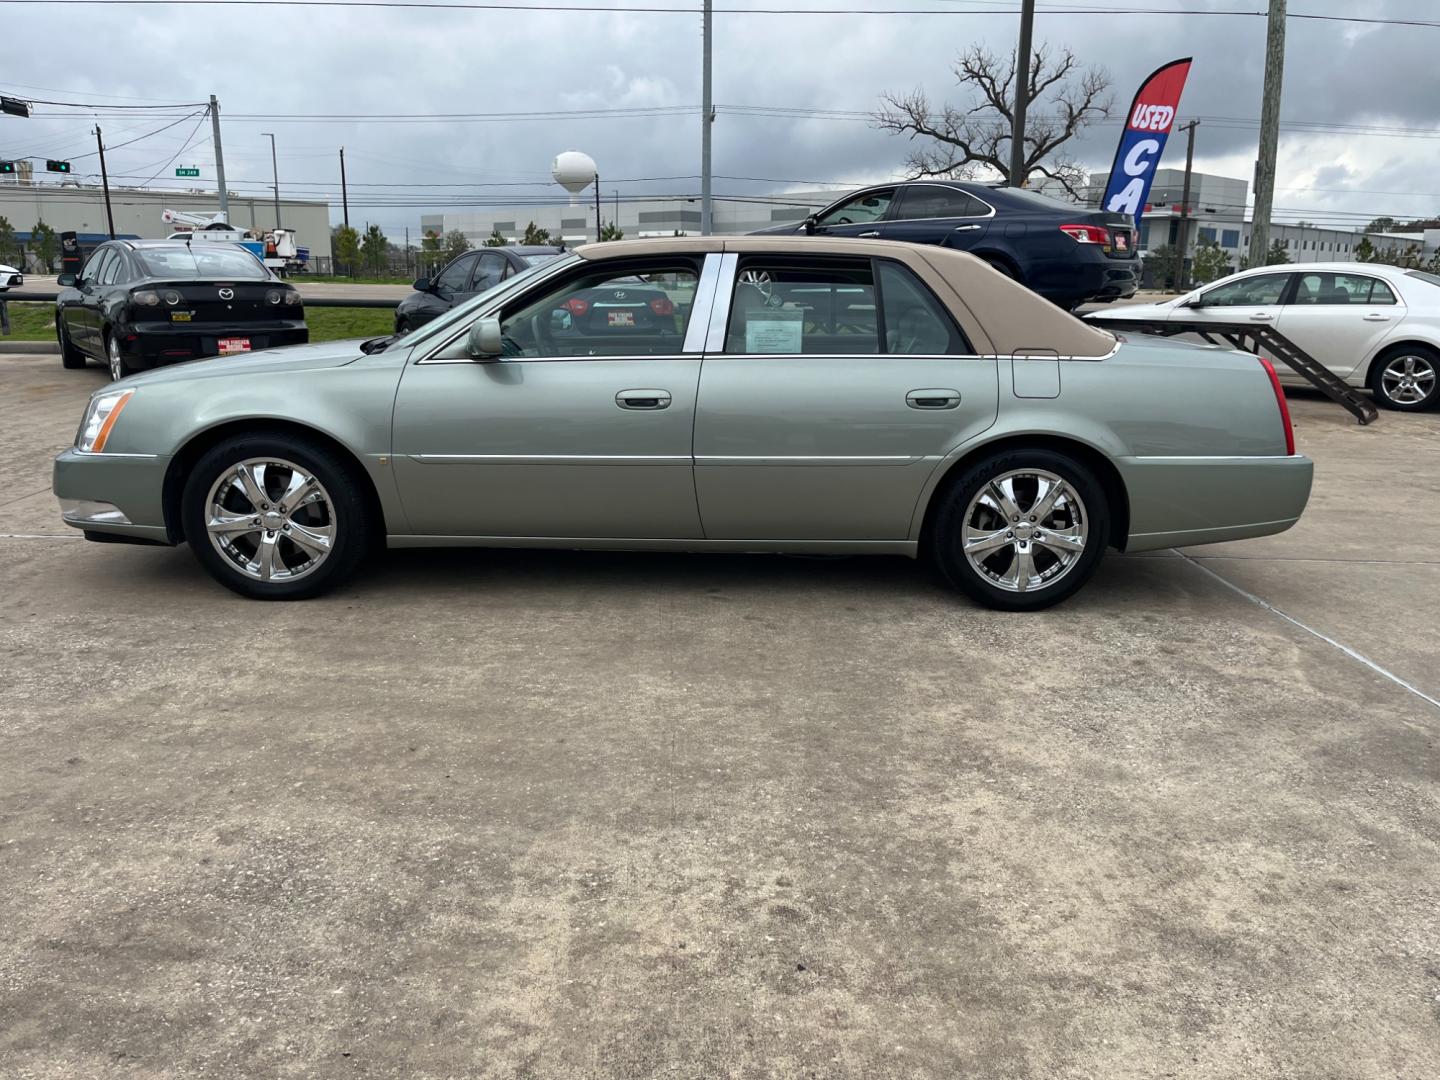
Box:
[1086,316,1378,425]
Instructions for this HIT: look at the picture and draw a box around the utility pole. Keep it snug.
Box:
[405,225,410,276]
[1008,0,1036,186]
[209,95,229,221]
[594,172,602,243]
[700,0,713,234]
[94,126,115,239]
[339,146,350,229]
[1173,120,1199,292]
[1248,0,1285,268]
[262,132,281,230]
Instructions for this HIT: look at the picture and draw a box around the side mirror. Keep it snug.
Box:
[465,316,503,360]
[412,277,431,293]
[803,215,818,236]
[1181,295,1202,308]
[57,273,77,288]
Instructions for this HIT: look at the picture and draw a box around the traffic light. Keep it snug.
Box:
[0,161,15,175]
[0,96,31,118]
[46,159,71,173]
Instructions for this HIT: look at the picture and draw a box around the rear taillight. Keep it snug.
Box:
[1258,357,1295,455]
[563,297,590,316]
[648,297,674,317]
[1059,224,1111,245]
[131,289,161,306]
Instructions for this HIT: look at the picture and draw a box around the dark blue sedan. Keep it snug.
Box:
[753,181,1139,310]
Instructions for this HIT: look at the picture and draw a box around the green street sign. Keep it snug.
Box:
[175,167,201,178]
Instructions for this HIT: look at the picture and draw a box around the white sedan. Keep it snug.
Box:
[1091,262,1440,411]
[0,262,22,290]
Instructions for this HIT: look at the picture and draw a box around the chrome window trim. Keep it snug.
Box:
[415,353,702,367]
[71,449,160,459]
[682,253,724,353]
[704,253,740,353]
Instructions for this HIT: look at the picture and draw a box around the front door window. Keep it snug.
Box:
[498,263,700,357]
[816,189,895,228]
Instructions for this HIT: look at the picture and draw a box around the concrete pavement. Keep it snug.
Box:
[2,354,1438,1078]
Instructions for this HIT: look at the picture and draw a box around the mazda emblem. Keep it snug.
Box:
[218,288,234,300]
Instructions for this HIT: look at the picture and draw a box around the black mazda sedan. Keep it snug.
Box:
[752,180,1138,310]
[395,245,564,334]
[55,239,308,381]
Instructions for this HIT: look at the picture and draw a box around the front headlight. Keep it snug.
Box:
[77,389,134,453]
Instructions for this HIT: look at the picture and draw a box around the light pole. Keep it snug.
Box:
[262,132,281,230]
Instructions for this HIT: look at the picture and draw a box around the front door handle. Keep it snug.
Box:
[1363,313,1392,322]
[857,231,880,238]
[906,388,961,410]
[616,389,672,410]
[1249,313,1273,322]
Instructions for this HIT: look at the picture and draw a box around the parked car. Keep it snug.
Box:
[54,239,307,382]
[395,245,563,333]
[53,237,1311,610]
[751,181,1139,310]
[0,261,22,290]
[1091,262,1440,411]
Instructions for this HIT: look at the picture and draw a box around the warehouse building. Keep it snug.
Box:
[0,175,333,266]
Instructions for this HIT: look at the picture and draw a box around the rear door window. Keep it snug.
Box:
[892,187,989,221]
[1291,272,1390,305]
[725,259,880,355]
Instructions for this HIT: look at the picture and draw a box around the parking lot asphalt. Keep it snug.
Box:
[2,352,1438,1078]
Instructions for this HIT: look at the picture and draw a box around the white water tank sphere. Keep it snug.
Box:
[552,151,598,200]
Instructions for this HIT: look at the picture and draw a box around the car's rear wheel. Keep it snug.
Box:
[105,332,133,382]
[929,448,1109,611]
[181,434,374,600]
[981,255,1019,282]
[1369,345,1439,411]
[57,319,87,369]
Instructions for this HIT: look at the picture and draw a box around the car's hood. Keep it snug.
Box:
[0,263,18,274]
[119,339,370,387]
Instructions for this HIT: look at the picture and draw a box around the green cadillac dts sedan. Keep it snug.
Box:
[54,237,1312,610]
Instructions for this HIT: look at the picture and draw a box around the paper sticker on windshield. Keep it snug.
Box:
[746,311,804,354]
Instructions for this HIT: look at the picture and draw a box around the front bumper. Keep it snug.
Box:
[0,272,22,289]
[53,448,173,544]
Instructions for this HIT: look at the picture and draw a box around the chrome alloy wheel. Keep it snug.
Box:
[204,458,336,582]
[738,268,774,300]
[107,337,124,382]
[1380,353,1436,405]
[961,469,1089,594]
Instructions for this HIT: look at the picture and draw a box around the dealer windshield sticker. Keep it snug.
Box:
[746,311,805,354]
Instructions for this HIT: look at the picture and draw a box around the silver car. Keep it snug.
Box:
[53,237,1313,610]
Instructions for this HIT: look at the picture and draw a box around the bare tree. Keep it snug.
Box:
[875,43,1112,197]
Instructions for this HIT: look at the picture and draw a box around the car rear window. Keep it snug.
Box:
[1405,270,1440,288]
[135,245,270,280]
[521,253,564,267]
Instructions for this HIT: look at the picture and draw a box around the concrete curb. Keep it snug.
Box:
[0,341,59,354]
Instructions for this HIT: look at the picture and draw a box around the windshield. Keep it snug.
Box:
[1405,270,1440,288]
[136,244,270,280]
[402,252,582,347]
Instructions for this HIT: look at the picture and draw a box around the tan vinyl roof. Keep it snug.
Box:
[576,235,1117,357]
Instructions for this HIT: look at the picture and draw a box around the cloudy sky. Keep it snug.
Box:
[4,0,1438,239]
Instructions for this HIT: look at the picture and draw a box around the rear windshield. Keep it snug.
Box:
[994,186,1083,213]
[1405,270,1440,288]
[135,245,270,280]
[522,252,564,267]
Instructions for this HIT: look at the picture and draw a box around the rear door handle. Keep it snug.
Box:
[1363,313,1392,322]
[857,231,880,238]
[1249,313,1273,322]
[906,388,961,410]
[951,224,983,233]
[616,389,671,410]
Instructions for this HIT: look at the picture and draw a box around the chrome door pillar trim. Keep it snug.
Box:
[703,253,740,353]
[682,253,725,354]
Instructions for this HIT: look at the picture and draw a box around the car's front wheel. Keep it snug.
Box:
[180,433,375,599]
[1369,345,1439,411]
[929,448,1110,611]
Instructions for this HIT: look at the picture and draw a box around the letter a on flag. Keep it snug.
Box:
[1100,58,1193,224]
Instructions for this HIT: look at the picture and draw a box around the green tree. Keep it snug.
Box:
[1365,216,1398,233]
[1425,248,1440,275]
[521,221,551,246]
[30,220,58,271]
[1190,239,1231,286]
[360,223,387,273]
[599,220,624,242]
[1144,244,1178,290]
[332,224,361,276]
[1264,239,1290,266]
[1354,236,1377,263]
[442,229,471,262]
[484,227,508,247]
[0,216,18,265]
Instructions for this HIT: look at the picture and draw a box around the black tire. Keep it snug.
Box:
[57,319,87,369]
[395,315,412,336]
[1368,344,1440,412]
[180,432,375,600]
[929,448,1110,612]
[981,255,1020,282]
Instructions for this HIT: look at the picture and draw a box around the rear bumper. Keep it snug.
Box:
[1029,253,1139,305]
[53,448,173,543]
[1117,453,1314,552]
[121,321,309,369]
